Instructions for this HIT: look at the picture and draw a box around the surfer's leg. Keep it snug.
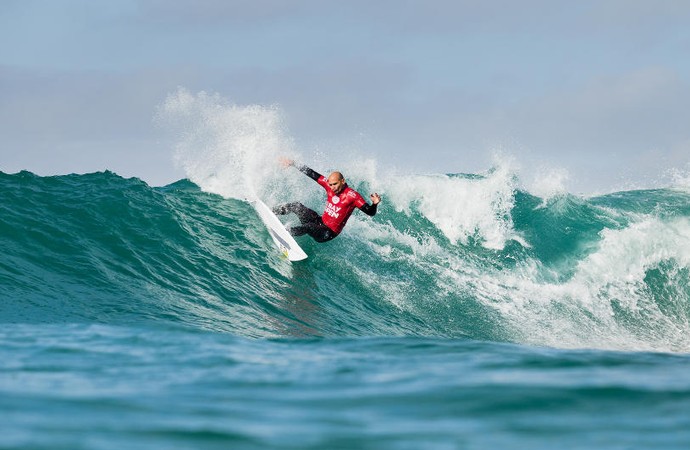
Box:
[275,202,336,242]
[271,202,296,215]
[273,202,321,224]
[287,225,310,237]
[288,222,337,243]
[310,226,337,243]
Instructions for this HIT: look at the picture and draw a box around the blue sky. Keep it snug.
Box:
[1,0,689,192]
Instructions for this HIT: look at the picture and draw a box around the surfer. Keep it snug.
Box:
[273,158,381,242]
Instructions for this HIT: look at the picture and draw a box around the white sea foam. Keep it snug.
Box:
[384,162,521,249]
[668,166,690,192]
[155,88,301,201]
[527,165,570,204]
[362,202,690,351]
[473,217,690,352]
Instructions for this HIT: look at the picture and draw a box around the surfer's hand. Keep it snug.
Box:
[278,157,295,168]
[370,193,381,205]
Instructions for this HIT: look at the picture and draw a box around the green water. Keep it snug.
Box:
[1,170,690,449]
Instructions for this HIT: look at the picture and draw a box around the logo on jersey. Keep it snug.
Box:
[331,196,340,204]
[325,202,342,218]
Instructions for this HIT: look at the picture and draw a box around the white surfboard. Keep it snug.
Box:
[251,199,308,261]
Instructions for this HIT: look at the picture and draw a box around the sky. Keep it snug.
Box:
[1,0,689,193]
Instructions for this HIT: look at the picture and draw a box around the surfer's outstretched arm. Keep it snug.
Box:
[297,165,321,182]
[279,158,322,182]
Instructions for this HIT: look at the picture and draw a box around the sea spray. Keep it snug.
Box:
[527,165,571,204]
[155,88,301,201]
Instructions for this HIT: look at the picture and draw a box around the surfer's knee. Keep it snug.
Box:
[313,229,337,243]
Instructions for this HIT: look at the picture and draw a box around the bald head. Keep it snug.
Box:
[327,171,346,194]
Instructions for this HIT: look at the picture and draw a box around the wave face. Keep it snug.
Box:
[2,168,689,352]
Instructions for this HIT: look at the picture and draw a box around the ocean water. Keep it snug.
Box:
[2,90,690,449]
[2,168,689,450]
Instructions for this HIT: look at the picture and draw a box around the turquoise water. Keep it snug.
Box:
[2,169,690,449]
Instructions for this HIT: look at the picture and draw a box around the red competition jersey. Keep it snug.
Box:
[317,176,366,234]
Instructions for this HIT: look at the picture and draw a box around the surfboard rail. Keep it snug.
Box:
[251,199,308,261]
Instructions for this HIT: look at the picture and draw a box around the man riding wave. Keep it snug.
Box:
[273,158,381,242]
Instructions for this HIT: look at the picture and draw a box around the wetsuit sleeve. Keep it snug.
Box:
[359,202,378,217]
[296,165,322,182]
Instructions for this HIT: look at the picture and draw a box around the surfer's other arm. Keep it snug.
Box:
[359,193,380,217]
